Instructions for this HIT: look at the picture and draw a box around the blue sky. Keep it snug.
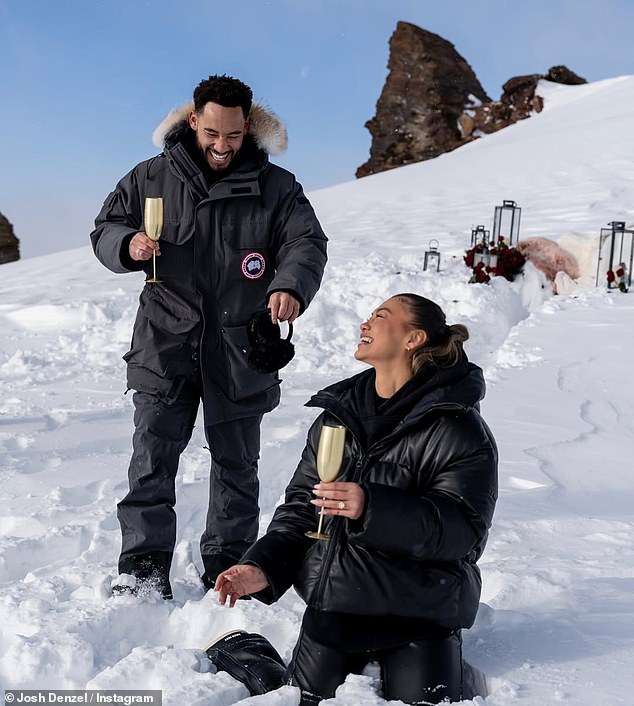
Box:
[1,0,633,258]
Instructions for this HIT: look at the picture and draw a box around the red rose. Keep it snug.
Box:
[607,270,615,283]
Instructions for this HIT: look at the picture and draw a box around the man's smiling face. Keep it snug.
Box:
[189,102,248,171]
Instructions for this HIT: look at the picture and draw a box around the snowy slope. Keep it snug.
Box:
[1,77,634,705]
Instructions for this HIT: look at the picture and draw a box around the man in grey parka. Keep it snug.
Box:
[90,75,327,598]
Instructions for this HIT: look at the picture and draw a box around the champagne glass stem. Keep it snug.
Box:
[316,506,325,536]
[152,250,157,281]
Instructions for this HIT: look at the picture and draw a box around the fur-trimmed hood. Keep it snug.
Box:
[152,101,288,156]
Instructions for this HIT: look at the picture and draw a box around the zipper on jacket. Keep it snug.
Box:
[313,519,344,609]
[192,199,215,385]
[312,450,366,609]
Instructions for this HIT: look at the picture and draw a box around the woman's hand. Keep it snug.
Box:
[215,564,269,608]
[311,481,366,520]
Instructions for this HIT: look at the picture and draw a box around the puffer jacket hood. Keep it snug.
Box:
[151,101,288,156]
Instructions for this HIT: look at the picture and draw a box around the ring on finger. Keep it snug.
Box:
[338,500,346,510]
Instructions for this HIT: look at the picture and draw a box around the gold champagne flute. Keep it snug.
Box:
[144,197,163,283]
[306,424,346,540]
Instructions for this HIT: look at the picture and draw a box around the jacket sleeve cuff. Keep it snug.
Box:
[92,224,144,273]
[238,560,278,604]
[119,234,144,271]
[240,530,306,603]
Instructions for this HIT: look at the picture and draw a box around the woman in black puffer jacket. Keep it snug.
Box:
[214,293,498,705]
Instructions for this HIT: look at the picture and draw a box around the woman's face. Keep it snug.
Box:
[354,297,424,365]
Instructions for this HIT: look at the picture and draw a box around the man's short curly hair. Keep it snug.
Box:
[193,75,253,118]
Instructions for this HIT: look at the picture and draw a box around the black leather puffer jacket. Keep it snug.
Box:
[242,360,498,629]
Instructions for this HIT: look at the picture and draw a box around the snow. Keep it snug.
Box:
[1,77,634,704]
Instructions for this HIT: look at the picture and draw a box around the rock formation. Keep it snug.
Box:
[0,211,20,264]
[356,22,490,178]
[463,65,587,138]
[357,21,587,177]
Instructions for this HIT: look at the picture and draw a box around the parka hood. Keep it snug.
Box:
[152,101,288,156]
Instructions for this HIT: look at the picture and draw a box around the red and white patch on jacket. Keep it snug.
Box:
[241,252,266,279]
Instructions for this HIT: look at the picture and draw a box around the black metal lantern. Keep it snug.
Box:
[470,225,490,248]
[595,221,633,291]
[492,200,521,246]
[423,239,440,272]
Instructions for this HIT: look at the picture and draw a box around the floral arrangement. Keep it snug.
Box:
[607,264,629,293]
[464,238,526,284]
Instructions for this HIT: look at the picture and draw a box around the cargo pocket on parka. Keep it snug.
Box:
[219,325,280,401]
[123,284,201,381]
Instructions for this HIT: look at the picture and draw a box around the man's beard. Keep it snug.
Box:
[187,131,247,175]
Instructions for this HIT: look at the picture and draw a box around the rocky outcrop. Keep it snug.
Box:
[356,22,490,178]
[357,19,588,177]
[463,65,587,138]
[459,73,544,138]
[544,65,587,86]
[0,212,20,264]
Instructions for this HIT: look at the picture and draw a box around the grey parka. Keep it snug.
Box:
[90,104,328,423]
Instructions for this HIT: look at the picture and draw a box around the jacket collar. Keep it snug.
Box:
[307,361,486,451]
[163,133,267,201]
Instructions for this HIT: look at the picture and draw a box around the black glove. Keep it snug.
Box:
[246,309,295,373]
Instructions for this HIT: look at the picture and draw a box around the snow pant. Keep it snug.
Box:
[287,628,487,705]
[117,385,262,581]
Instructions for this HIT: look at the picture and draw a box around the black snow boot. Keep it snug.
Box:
[462,660,488,700]
[205,630,286,695]
[113,551,173,600]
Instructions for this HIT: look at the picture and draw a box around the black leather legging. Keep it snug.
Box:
[286,628,464,705]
